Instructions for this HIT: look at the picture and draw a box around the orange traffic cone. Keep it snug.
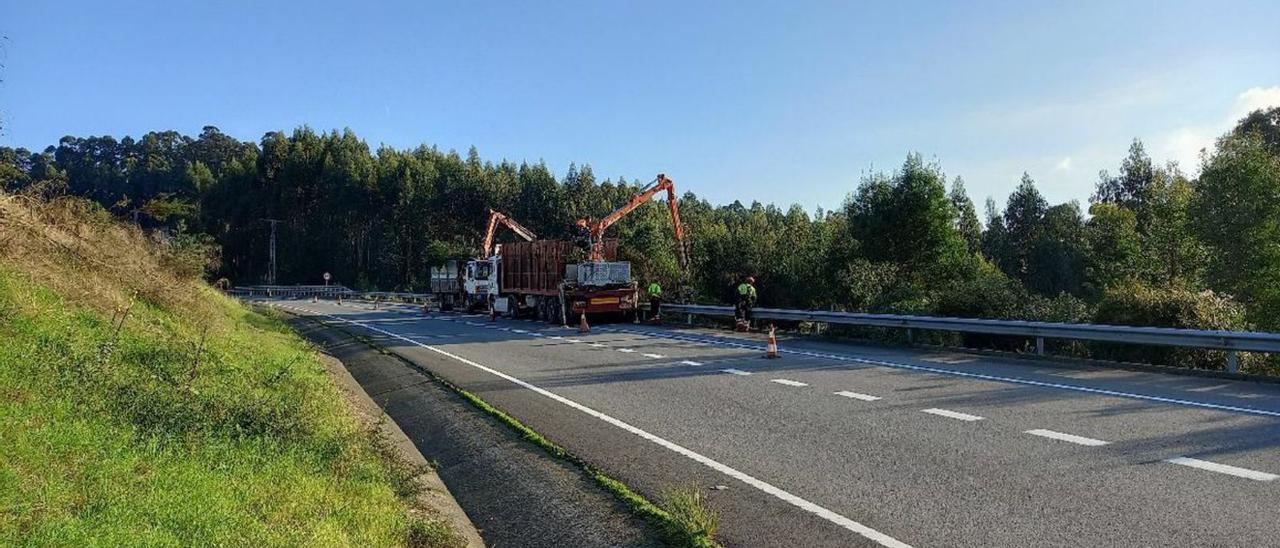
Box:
[765,325,780,359]
[578,313,590,334]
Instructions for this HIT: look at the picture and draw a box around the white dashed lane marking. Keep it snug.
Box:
[589,343,607,348]
[1024,429,1109,447]
[771,379,808,387]
[681,360,704,366]
[617,348,636,353]
[834,391,881,402]
[1165,457,1278,481]
[642,353,665,359]
[921,408,984,422]
[722,369,752,376]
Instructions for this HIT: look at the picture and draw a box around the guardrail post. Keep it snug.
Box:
[1226,351,1239,374]
[687,313,693,325]
[905,328,913,345]
[1036,337,1045,356]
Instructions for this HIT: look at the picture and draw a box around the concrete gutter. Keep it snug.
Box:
[317,351,486,548]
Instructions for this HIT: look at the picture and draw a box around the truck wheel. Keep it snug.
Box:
[546,297,561,324]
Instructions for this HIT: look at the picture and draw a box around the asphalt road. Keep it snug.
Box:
[270,298,1280,547]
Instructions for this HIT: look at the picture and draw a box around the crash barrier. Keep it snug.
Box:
[661,303,1280,374]
[228,285,433,305]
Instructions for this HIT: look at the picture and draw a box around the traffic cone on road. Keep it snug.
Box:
[578,313,590,334]
[337,295,343,306]
[765,324,780,359]
[311,295,317,303]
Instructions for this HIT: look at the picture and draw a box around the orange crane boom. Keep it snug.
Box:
[576,173,689,272]
[481,209,538,258]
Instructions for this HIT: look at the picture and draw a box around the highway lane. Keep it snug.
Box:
[271,299,1280,547]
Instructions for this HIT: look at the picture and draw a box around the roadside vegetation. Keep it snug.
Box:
[0,192,461,546]
[2,108,1278,373]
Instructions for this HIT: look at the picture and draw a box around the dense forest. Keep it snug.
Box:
[3,108,1279,368]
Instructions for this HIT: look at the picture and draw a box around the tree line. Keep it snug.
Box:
[2,108,1278,369]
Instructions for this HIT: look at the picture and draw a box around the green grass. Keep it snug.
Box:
[329,322,719,548]
[0,268,462,547]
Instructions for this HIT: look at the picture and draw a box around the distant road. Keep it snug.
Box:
[272,299,1280,547]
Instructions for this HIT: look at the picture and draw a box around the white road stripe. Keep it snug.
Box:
[681,360,704,366]
[530,332,544,337]
[921,408,984,422]
[615,329,1280,419]
[311,312,914,547]
[617,348,636,353]
[566,339,582,343]
[1024,429,1108,446]
[722,368,752,376]
[512,329,528,334]
[834,391,881,402]
[771,379,808,387]
[1166,457,1278,481]
[589,343,607,348]
[549,336,564,340]
[642,353,665,359]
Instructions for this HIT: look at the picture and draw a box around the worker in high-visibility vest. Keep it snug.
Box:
[646,281,663,320]
[735,276,757,330]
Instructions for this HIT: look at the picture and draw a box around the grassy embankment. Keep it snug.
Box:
[0,191,461,546]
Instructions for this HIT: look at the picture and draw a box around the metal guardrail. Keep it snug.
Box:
[662,304,1280,373]
[227,285,433,304]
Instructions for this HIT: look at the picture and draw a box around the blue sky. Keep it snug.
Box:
[3,1,1279,211]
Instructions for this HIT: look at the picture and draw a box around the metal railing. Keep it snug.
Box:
[228,285,433,304]
[661,304,1280,373]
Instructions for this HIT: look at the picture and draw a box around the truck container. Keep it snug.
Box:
[497,239,638,322]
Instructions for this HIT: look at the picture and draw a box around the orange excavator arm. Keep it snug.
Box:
[481,209,538,258]
[578,174,689,273]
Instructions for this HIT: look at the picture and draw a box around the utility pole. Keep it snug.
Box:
[261,218,282,285]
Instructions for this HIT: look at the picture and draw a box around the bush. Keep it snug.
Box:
[1093,282,1263,371]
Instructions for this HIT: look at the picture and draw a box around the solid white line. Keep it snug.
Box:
[722,368,752,376]
[616,329,1280,419]
[642,353,665,359]
[771,379,808,387]
[617,348,636,353]
[1166,457,1278,481]
[834,391,881,402]
[315,312,912,547]
[681,360,704,366]
[1024,429,1108,447]
[921,408,984,422]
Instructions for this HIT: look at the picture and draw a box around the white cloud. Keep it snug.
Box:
[1232,86,1280,119]
[1055,157,1072,171]
[1153,86,1280,174]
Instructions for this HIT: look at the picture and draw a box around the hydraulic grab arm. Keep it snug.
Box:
[577,173,690,278]
[481,209,538,258]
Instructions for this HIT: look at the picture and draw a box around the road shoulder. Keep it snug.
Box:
[288,314,667,548]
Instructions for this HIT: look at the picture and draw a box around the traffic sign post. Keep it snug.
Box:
[323,272,331,286]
